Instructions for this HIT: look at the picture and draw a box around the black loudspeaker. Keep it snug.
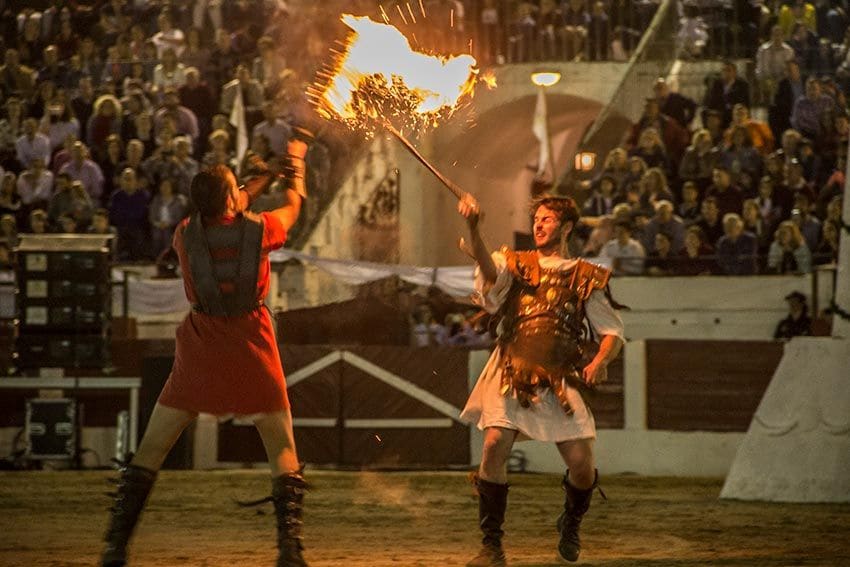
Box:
[140,356,193,470]
[25,398,76,459]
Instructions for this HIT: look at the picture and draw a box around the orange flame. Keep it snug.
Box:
[312,14,481,131]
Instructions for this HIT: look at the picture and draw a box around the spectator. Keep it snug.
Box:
[151,11,186,59]
[726,104,775,156]
[132,112,157,157]
[644,200,686,253]
[675,4,708,58]
[39,97,80,153]
[118,139,152,191]
[645,230,676,275]
[28,208,49,234]
[653,77,697,130]
[0,49,36,100]
[780,158,815,204]
[411,305,447,347]
[59,141,104,202]
[742,198,772,256]
[178,67,216,148]
[220,64,265,118]
[154,87,199,143]
[54,17,79,61]
[100,134,124,204]
[15,118,52,169]
[109,167,151,261]
[587,1,610,61]
[706,166,745,217]
[86,95,122,163]
[148,177,188,257]
[788,23,819,72]
[152,48,188,95]
[628,128,670,176]
[791,77,836,140]
[767,220,812,274]
[0,216,17,249]
[192,1,223,35]
[679,128,720,192]
[755,25,796,104]
[773,290,812,339]
[789,193,821,252]
[180,28,212,75]
[16,158,53,211]
[53,179,93,229]
[0,97,25,167]
[253,35,287,91]
[621,155,648,196]
[598,147,630,187]
[0,173,22,221]
[816,153,846,218]
[600,220,646,275]
[57,214,78,234]
[721,125,763,192]
[813,219,840,265]
[716,213,759,274]
[676,225,715,275]
[582,173,618,216]
[208,28,240,95]
[703,109,725,146]
[75,37,103,89]
[778,0,817,37]
[38,45,69,88]
[639,167,675,210]
[202,129,237,171]
[252,101,292,157]
[678,181,702,221]
[703,60,751,128]
[71,77,96,143]
[696,196,726,247]
[165,136,200,196]
[625,98,689,165]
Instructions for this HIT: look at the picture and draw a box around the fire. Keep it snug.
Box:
[311,14,481,131]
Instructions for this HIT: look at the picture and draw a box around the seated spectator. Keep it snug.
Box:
[57,214,78,234]
[39,98,80,153]
[725,104,774,156]
[626,98,689,165]
[148,178,188,257]
[791,77,836,141]
[703,60,751,128]
[778,0,817,38]
[645,231,676,276]
[15,118,51,169]
[0,49,36,101]
[118,139,152,193]
[59,142,104,203]
[582,173,618,216]
[132,112,158,157]
[208,28,240,92]
[788,23,818,72]
[706,166,744,217]
[767,220,812,274]
[653,77,697,130]
[0,172,22,220]
[16,158,53,212]
[154,87,199,142]
[773,290,812,339]
[587,1,610,61]
[109,168,151,261]
[411,305,447,347]
[716,213,758,275]
[252,101,292,157]
[28,208,49,234]
[704,109,725,147]
[814,219,840,265]
[179,67,215,143]
[639,167,675,210]
[742,198,773,258]
[165,136,200,196]
[644,200,685,254]
[562,0,590,60]
[0,214,18,248]
[599,220,646,275]
[628,128,670,176]
[202,129,238,171]
[49,179,93,229]
[180,28,212,75]
[88,207,120,257]
[678,181,702,222]
[721,126,763,191]
[253,35,287,91]
[0,97,25,167]
[152,48,188,95]
[598,147,630,187]
[680,130,720,194]
[789,194,821,252]
[780,158,815,204]
[676,225,715,275]
[797,137,823,187]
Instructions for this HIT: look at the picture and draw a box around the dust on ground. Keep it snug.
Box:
[1,470,849,567]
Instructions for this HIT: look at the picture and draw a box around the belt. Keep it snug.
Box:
[191,300,265,315]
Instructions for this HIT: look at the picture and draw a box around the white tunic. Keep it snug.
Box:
[460,252,625,443]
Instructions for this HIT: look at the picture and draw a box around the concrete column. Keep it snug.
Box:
[832,143,850,338]
[623,339,647,430]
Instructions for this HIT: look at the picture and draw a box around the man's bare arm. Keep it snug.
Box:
[582,334,624,386]
[457,193,498,285]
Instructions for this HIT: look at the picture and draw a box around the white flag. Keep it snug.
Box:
[532,87,550,179]
[229,86,248,173]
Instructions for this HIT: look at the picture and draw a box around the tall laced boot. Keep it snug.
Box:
[272,473,309,567]
[467,475,508,567]
[556,469,600,563]
[101,464,157,567]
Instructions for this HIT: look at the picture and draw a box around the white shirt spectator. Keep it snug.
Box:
[40,117,80,151]
[252,118,292,156]
[15,132,51,168]
[151,28,185,59]
[59,158,104,201]
[153,63,188,91]
[599,238,646,275]
[17,168,54,205]
[756,40,795,82]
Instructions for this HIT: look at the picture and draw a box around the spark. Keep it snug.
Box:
[419,0,426,18]
[406,2,417,24]
[379,4,390,24]
[396,4,408,25]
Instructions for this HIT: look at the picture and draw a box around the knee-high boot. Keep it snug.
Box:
[101,464,157,567]
[557,469,599,562]
[272,473,309,567]
[467,475,508,567]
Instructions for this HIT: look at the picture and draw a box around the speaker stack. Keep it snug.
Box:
[14,235,115,371]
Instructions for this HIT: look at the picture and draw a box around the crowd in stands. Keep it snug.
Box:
[579,56,846,276]
[0,0,347,265]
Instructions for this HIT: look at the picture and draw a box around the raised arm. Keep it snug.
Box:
[457,193,498,285]
[237,139,308,232]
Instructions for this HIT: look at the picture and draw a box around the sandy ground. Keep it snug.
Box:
[1,470,849,567]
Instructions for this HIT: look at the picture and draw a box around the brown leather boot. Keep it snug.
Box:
[557,469,599,562]
[467,476,508,567]
[272,473,309,567]
[101,464,157,567]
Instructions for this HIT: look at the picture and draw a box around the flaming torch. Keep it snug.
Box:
[310,14,491,201]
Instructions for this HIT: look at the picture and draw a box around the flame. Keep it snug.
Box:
[312,14,481,131]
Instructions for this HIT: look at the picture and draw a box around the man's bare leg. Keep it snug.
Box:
[479,426,518,484]
[254,409,308,567]
[555,438,598,562]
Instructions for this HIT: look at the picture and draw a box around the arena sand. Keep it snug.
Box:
[1,470,849,566]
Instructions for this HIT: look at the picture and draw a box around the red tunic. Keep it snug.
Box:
[157,212,290,415]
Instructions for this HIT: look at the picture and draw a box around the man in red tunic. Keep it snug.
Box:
[101,140,310,567]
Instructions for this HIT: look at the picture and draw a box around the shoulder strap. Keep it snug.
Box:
[184,213,227,316]
[501,246,540,287]
[233,212,264,312]
[569,259,611,300]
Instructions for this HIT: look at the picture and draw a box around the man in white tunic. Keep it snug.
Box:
[457,194,624,566]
